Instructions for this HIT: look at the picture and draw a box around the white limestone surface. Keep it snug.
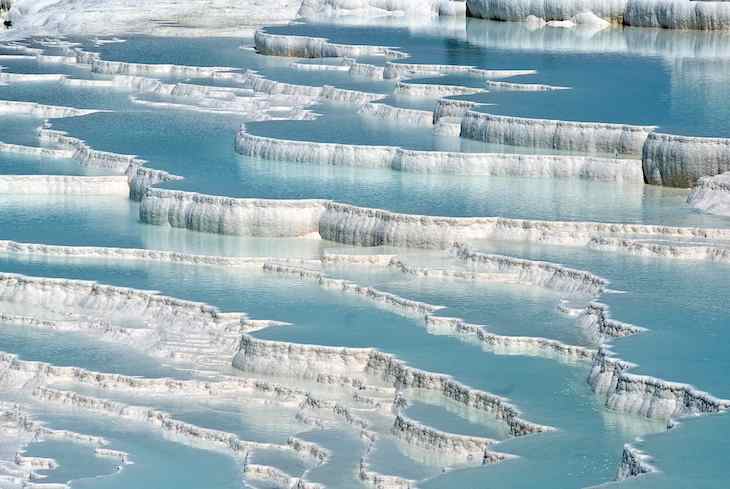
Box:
[0,175,129,196]
[139,189,327,238]
[236,126,644,181]
[460,111,655,155]
[643,132,730,187]
[687,171,730,217]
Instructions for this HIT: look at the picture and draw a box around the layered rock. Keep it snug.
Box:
[466,0,730,30]
[589,348,730,419]
[139,189,327,238]
[643,133,730,187]
[576,302,647,342]
[453,245,609,296]
[254,31,407,59]
[236,126,643,181]
[687,171,730,217]
[461,111,654,156]
[588,236,730,262]
[234,335,553,436]
[0,175,129,196]
[616,444,657,480]
[391,414,503,464]
[0,99,98,118]
[465,0,627,23]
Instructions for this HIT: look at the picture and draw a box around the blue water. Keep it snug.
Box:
[367,437,441,481]
[0,115,45,146]
[0,322,187,378]
[46,106,729,225]
[323,264,595,347]
[611,414,730,489]
[264,20,730,137]
[22,439,120,485]
[0,79,133,110]
[296,429,366,489]
[29,409,245,489]
[2,36,726,228]
[69,35,395,93]
[0,251,655,488]
[0,151,102,175]
[0,196,334,257]
[54,384,311,445]
[405,400,509,439]
[470,240,730,399]
[0,15,728,489]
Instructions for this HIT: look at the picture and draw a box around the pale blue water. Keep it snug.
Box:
[0,322,188,378]
[69,35,395,93]
[296,429,366,489]
[367,437,441,481]
[0,151,101,175]
[29,409,245,489]
[0,53,96,78]
[0,197,334,257]
[22,439,120,485]
[405,400,509,439]
[55,384,311,446]
[265,20,730,137]
[0,15,728,489]
[0,115,45,146]
[0,79,133,110]
[1,35,726,227]
[611,414,730,489]
[470,240,730,399]
[44,105,728,225]
[0,252,658,488]
[323,265,594,346]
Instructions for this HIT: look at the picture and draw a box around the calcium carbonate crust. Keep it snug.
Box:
[460,111,655,156]
[0,269,557,474]
[0,402,114,488]
[297,0,466,19]
[0,239,602,362]
[138,190,730,251]
[588,236,730,262]
[0,353,339,488]
[235,335,553,437]
[643,133,730,187]
[2,22,730,487]
[687,171,730,217]
[235,125,644,181]
[264,261,599,361]
[31,386,328,486]
[254,30,408,59]
[615,444,657,480]
[589,348,730,420]
[465,0,730,31]
[0,175,129,195]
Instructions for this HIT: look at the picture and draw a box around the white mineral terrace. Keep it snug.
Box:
[687,171,730,217]
[297,0,467,18]
[460,111,656,156]
[0,267,568,482]
[138,192,730,248]
[235,124,644,181]
[0,99,99,118]
[5,29,729,193]
[465,0,730,30]
[616,444,657,480]
[0,243,598,361]
[0,175,129,195]
[0,6,729,488]
[254,31,409,59]
[0,245,724,435]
